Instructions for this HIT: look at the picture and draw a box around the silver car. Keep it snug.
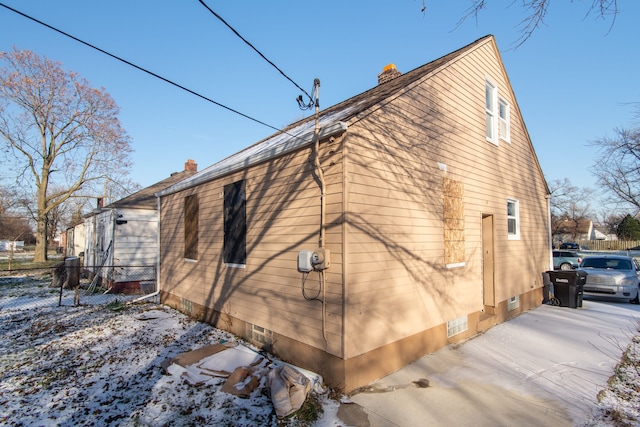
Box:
[553,250,581,270]
[579,255,640,304]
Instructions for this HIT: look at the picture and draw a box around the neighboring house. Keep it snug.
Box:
[0,240,24,252]
[591,227,608,240]
[553,218,597,245]
[65,223,86,257]
[156,36,551,391]
[84,160,198,293]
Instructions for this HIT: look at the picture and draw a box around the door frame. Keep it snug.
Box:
[482,214,496,307]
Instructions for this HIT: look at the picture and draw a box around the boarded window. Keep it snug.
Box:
[184,194,198,260]
[224,180,246,265]
[443,178,465,265]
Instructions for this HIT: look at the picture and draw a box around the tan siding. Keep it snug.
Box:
[343,40,549,358]
[160,140,345,356]
[159,37,549,382]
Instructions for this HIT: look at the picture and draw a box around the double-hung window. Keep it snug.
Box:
[499,97,510,142]
[507,199,520,240]
[485,80,497,144]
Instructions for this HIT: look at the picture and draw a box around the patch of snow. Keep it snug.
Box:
[0,303,340,426]
[0,280,638,426]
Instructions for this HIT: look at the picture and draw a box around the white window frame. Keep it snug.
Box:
[499,97,510,142]
[508,295,520,311]
[507,198,520,240]
[485,79,498,145]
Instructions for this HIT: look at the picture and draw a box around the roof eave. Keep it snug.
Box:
[156,121,348,198]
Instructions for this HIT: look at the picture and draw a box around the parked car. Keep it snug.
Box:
[578,255,640,304]
[553,250,581,270]
[559,242,579,250]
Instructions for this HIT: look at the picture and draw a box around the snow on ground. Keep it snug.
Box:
[0,302,345,426]
[588,333,640,426]
[0,274,638,426]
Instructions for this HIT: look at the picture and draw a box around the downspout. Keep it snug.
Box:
[109,209,117,279]
[156,195,162,299]
[313,78,325,250]
[341,128,349,362]
[311,78,328,346]
[133,196,163,304]
[546,194,553,271]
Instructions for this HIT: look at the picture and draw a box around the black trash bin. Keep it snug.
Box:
[546,270,586,308]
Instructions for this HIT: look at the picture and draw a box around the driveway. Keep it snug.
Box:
[346,300,640,426]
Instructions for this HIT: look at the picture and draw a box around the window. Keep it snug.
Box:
[507,199,520,240]
[184,194,199,260]
[499,98,510,142]
[443,178,465,267]
[485,80,497,144]
[224,180,246,265]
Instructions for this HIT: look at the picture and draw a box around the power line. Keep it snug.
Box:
[0,2,285,133]
[197,0,315,108]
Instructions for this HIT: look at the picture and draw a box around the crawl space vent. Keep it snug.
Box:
[246,323,273,347]
[447,316,468,338]
[181,298,193,315]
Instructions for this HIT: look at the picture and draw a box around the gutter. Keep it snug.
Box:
[156,121,348,198]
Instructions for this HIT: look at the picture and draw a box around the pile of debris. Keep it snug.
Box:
[160,339,322,418]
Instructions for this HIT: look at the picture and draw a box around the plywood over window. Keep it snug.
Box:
[443,178,465,265]
[224,180,246,265]
[184,194,198,260]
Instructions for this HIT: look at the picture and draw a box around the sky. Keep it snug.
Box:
[1,1,639,214]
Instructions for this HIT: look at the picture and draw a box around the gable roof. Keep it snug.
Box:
[554,218,593,236]
[109,169,198,209]
[158,35,518,197]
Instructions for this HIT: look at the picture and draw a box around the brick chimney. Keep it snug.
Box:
[377,63,402,85]
[185,159,197,172]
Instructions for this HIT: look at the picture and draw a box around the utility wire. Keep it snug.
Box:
[197,0,315,107]
[0,2,284,133]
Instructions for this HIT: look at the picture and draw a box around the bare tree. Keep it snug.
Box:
[548,178,594,239]
[0,215,34,243]
[0,185,34,242]
[0,49,134,261]
[0,185,8,217]
[595,211,625,237]
[425,0,619,47]
[591,128,640,211]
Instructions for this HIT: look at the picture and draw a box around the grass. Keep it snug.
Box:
[277,392,324,426]
[0,257,62,271]
[105,301,127,312]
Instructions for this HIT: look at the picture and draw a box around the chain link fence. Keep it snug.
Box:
[0,264,157,312]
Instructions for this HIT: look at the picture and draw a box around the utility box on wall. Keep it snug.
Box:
[298,248,330,272]
[298,250,314,272]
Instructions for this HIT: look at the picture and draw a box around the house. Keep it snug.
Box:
[156,35,551,391]
[65,222,85,257]
[0,240,24,252]
[83,160,198,293]
[553,218,600,246]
